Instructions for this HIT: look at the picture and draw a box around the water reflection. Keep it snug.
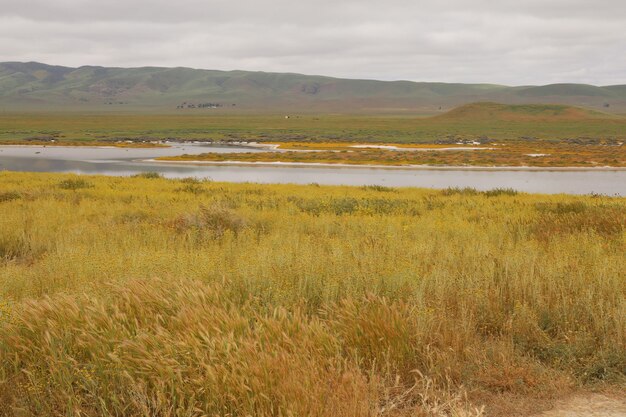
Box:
[0,144,624,196]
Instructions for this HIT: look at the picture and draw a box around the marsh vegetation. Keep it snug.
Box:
[2,103,625,147]
[160,140,626,167]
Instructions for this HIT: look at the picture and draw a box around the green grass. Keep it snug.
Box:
[437,102,612,120]
[1,105,625,146]
[0,172,624,416]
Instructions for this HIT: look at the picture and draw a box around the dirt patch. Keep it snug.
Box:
[537,394,626,417]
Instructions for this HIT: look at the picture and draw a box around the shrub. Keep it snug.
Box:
[441,187,479,196]
[176,177,211,194]
[360,198,414,215]
[329,197,359,215]
[58,178,93,190]
[132,172,163,179]
[291,197,325,216]
[0,191,21,203]
[292,197,415,216]
[532,203,625,240]
[442,187,518,197]
[179,177,203,184]
[177,183,206,194]
[360,185,396,193]
[535,201,588,215]
[0,233,46,264]
[484,188,518,197]
[115,210,151,225]
[171,204,247,238]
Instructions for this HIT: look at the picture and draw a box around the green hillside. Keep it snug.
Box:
[436,102,615,121]
[0,62,624,113]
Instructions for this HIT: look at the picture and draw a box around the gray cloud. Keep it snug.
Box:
[1,0,624,85]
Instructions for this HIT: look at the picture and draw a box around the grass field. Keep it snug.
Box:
[1,103,625,146]
[0,172,624,416]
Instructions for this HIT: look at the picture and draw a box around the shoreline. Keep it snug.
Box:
[3,142,624,171]
[0,143,169,149]
[144,158,626,172]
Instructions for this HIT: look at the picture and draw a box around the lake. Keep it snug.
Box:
[0,143,624,196]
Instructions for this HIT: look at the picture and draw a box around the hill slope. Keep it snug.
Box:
[436,102,616,121]
[0,62,624,113]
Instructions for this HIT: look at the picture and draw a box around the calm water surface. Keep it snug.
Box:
[0,143,624,196]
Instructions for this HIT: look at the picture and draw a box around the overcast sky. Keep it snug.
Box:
[1,0,624,85]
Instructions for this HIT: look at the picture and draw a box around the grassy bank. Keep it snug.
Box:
[159,141,626,167]
[0,172,624,416]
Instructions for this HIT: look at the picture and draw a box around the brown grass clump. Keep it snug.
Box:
[0,279,484,416]
[0,192,21,203]
[57,177,94,190]
[0,229,47,265]
[533,202,625,241]
[170,203,248,238]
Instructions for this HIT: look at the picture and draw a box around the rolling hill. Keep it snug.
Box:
[0,61,624,113]
[435,102,616,122]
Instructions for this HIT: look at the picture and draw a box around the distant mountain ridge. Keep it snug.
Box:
[1,61,624,113]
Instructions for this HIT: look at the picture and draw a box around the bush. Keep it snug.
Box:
[532,203,625,240]
[329,197,359,215]
[132,172,163,179]
[0,233,46,264]
[442,187,518,197]
[535,201,588,215]
[171,204,247,238]
[291,196,415,216]
[176,177,211,194]
[177,183,205,194]
[179,177,203,184]
[360,185,396,193]
[441,187,479,196]
[58,178,93,190]
[484,188,519,197]
[293,198,325,216]
[115,210,151,225]
[0,191,21,203]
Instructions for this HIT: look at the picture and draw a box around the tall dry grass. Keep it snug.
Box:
[0,171,624,416]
